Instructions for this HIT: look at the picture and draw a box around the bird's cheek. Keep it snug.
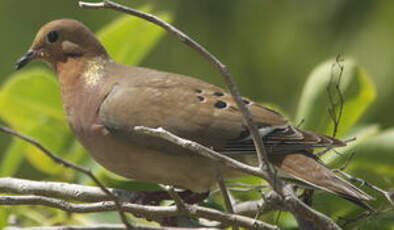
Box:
[36,50,46,59]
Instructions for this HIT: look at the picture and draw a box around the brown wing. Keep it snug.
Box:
[99,66,344,154]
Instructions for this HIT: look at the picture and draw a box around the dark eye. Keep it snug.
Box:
[46,31,59,43]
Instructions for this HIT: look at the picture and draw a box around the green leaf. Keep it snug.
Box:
[0,209,9,229]
[23,118,75,176]
[0,68,68,176]
[321,124,380,164]
[347,129,394,189]
[0,138,28,176]
[296,58,376,137]
[97,5,173,66]
[0,68,63,131]
[0,68,87,176]
[313,129,394,224]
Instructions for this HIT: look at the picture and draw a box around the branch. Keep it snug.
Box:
[163,185,187,212]
[333,170,394,206]
[0,177,282,220]
[0,178,278,230]
[0,177,282,222]
[215,168,238,230]
[327,55,345,138]
[134,126,269,179]
[0,177,130,202]
[281,186,341,230]
[4,225,216,230]
[0,194,278,230]
[0,125,132,229]
[134,126,342,230]
[0,118,340,229]
[233,191,283,217]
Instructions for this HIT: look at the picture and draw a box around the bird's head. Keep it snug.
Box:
[16,19,108,70]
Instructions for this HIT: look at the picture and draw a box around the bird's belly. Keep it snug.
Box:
[78,129,221,192]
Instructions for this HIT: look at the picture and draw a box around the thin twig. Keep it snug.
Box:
[134,126,342,230]
[0,125,133,230]
[338,207,394,228]
[215,168,238,230]
[4,224,217,230]
[315,137,356,157]
[0,177,138,203]
[0,177,279,221]
[333,170,394,206]
[0,194,278,230]
[0,123,338,229]
[134,126,268,179]
[327,54,345,138]
[163,186,187,212]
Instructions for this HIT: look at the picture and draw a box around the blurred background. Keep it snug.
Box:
[2,0,394,126]
[0,0,393,229]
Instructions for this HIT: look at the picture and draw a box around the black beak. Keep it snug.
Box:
[15,50,36,70]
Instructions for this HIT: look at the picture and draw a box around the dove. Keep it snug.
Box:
[16,19,372,209]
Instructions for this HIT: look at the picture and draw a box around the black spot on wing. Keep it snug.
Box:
[213,91,225,97]
[214,100,227,109]
[196,96,205,102]
[242,99,250,105]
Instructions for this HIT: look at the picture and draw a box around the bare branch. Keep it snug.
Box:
[0,177,282,223]
[333,170,394,206]
[315,137,356,157]
[0,194,278,230]
[233,191,283,217]
[163,186,187,212]
[338,207,394,228]
[4,224,217,230]
[327,55,345,138]
[134,126,269,179]
[133,126,342,229]
[0,177,132,202]
[0,177,277,229]
[0,125,132,229]
[215,168,238,230]
[0,122,339,230]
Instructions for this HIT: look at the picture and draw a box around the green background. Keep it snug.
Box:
[0,0,393,229]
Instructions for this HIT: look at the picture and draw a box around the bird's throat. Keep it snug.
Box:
[57,56,109,121]
[57,56,108,89]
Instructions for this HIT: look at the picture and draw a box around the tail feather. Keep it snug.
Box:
[273,152,373,210]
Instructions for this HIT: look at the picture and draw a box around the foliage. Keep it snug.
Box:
[0,3,393,230]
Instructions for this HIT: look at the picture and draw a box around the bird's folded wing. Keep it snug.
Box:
[98,69,342,154]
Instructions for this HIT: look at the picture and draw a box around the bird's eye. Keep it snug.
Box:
[46,31,59,43]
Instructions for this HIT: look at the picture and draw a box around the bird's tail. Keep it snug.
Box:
[274,152,373,210]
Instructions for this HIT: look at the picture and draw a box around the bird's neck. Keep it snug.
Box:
[56,55,110,91]
[56,56,111,125]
